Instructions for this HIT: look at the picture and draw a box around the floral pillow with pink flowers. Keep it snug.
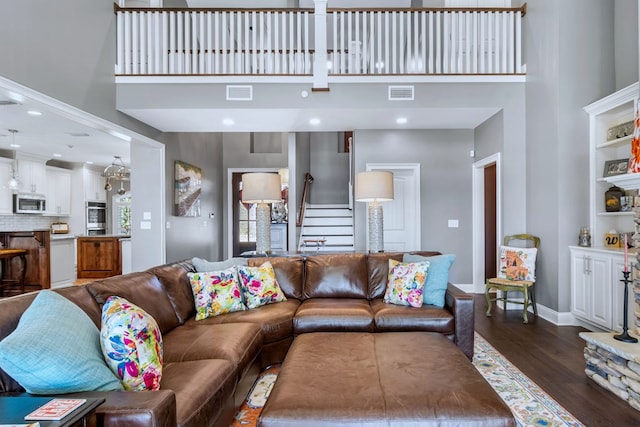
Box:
[188,267,246,320]
[237,261,287,309]
[100,296,163,391]
[383,259,429,308]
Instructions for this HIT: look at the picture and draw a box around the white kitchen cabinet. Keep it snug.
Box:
[17,159,47,194]
[85,169,107,202]
[46,166,72,216]
[0,158,13,215]
[570,246,635,332]
[50,237,76,288]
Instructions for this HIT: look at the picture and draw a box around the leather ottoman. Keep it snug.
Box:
[258,332,515,427]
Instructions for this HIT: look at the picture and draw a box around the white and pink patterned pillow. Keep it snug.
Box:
[188,267,246,320]
[383,259,428,308]
[237,261,287,309]
[100,296,163,391]
[497,246,537,282]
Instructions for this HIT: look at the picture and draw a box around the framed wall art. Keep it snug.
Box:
[174,160,202,217]
[603,158,630,177]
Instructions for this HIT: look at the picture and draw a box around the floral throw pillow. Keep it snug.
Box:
[188,267,246,320]
[498,246,538,282]
[100,296,163,391]
[383,259,429,308]
[237,261,287,309]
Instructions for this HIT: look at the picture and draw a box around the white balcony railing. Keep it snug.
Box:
[115,4,525,77]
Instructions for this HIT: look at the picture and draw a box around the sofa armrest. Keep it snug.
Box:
[445,283,474,361]
[76,390,177,427]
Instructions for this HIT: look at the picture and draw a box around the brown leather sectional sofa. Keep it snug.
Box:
[0,251,474,427]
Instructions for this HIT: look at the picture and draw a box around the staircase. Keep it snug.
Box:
[297,204,354,252]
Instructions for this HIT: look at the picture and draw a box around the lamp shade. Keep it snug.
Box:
[355,171,394,202]
[242,173,282,203]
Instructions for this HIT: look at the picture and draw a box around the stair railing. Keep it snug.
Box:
[296,173,314,227]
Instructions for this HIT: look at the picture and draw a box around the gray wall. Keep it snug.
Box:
[353,129,474,284]
[614,0,639,90]
[309,132,350,204]
[164,133,223,263]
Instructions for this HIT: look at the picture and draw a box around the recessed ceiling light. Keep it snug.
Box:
[223,118,235,126]
[396,117,408,124]
[86,161,94,165]
[52,153,62,158]
[27,110,42,116]
[9,144,20,148]
[309,118,321,125]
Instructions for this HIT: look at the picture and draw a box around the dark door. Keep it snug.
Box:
[232,173,257,256]
[484,164,497,280]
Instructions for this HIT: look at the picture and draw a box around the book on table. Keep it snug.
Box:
[23,398,86,421]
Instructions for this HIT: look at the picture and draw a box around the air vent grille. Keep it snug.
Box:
[388,85,415,101]
[0,100,19,106]
[227,85,253,101]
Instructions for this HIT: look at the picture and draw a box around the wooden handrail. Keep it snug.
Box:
[296,173,314,227]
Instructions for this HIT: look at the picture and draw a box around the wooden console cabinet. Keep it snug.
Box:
[77,236,121,279]
[0,230,49,295]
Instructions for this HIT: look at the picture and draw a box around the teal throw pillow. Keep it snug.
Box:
[0,290,124,394]
[403,254,456,308]
[192,256,247,272]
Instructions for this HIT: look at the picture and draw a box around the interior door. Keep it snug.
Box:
[484,164,497,279]
[367,164,420,252]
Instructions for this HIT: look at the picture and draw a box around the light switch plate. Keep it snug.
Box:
[448,219,459,228]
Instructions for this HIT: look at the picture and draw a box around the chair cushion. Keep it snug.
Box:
[403,253,456,308]
[0,291,123,395]
[187,268,246,320]
[383,259,427,308]
[294,298,374,333]
[498,246,537,281]
[100,296,163,391]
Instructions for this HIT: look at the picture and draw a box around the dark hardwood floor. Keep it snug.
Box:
[474,294,640,426]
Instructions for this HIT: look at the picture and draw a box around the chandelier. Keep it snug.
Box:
[103,156,130,194]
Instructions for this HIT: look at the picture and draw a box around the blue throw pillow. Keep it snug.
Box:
[403,254,456,308]
[0,290,123,394]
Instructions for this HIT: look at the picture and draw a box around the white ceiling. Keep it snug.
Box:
[0,88,130,168]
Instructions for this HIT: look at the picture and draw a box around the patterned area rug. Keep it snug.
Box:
[231,333,584,427]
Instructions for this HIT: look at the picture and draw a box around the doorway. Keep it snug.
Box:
[365,163,421,252]
[472,153,502,293]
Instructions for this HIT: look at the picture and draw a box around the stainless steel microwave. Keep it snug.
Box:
[13,193,47,214]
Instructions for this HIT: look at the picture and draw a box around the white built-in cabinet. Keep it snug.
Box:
[570,247,635,332]
[571,82,640,332]
[0,158,13,215]
[85,169,107,202]
[17,158,47,194]
[46,166,72,216]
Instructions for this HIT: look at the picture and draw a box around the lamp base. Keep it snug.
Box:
[368,201,384,253]
[255,202,272,254]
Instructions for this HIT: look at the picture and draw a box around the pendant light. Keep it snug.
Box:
[7,129,20,191]
[103,156,130,192]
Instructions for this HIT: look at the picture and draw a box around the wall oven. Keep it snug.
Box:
[86,201,107,235]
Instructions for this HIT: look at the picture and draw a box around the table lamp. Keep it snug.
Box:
[242,172,282,254]
[355,171,394,253]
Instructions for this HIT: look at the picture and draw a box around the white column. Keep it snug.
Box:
[313,0,328,89]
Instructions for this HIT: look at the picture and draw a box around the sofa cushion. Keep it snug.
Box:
[248,256,304,300]
[370,298,455,333]
[163,323,263,379]
[0,291,123,395]
[294,298,374,334]
[55,285,104,328]
[187,268,246,320]
[383,259,428,308]
[366,252,404,300]
[161,359,237,427]
[238,261,287,309]
[183,299,300,343]
[146,263,196,325]
[100,296,163,391]
[87,272,181,334]
[404,253,455,308]
[304,254,368,299]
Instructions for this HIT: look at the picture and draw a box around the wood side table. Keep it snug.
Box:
[0,397,104,427]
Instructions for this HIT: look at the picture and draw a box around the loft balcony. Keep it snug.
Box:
[114,2,527,87]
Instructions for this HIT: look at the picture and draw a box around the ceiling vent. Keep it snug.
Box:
[226,85,253,101]
[388,85,414,101]
[0,99,19,106]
